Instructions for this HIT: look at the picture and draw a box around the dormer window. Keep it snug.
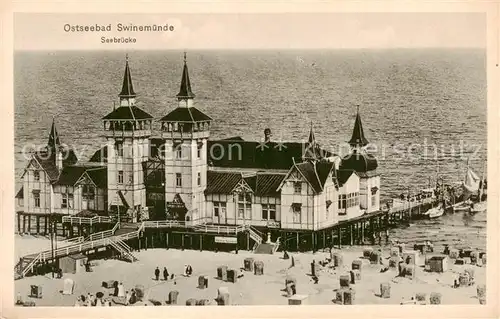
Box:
[33,170,40,181]
[293,182,302,194]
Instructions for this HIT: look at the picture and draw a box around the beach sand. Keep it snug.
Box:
[14,237,486,306]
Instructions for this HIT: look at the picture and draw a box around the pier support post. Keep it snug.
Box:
[349,224,354,246]
[246,232,250,251]
[361,221,365,244]
[296,232,299,251]
[17,213,21,234]
[200,234,203,252]
[27,216,31,234]
[337,227,341,249]
[36,216,40,234]
[311,232,315,253]
[22,215,26,234]
[166,232,169,249]
[330,229,334,247]
[323,230,326,249]
[181,234,185,251]
[145,234,148,251]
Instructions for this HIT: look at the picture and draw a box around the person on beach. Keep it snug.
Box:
[125,291,131,305]
[129,290,137,305]
[113,282,119,296]
[155,267,160,280]
[163,267,169,281]
[118,282,125,298]
[74,297,81,307]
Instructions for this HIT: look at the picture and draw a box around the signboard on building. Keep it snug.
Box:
[166,193,186,209]
[214,236,237,244]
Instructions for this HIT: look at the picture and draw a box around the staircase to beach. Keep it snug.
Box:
[15,222,143,279]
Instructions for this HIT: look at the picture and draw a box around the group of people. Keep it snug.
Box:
[74,293,111,307]
[154,267,174,281]
[74,282,140,307]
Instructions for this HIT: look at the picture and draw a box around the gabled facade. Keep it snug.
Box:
[16,53,381,235]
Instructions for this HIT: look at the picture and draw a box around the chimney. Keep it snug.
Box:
[264,128,272,142]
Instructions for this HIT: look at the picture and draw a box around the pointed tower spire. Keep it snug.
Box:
[308,121,316,145]
[119,54,136,99]
[176,51,195,101]
[348,105,369,148]
[304,121,320,162]
[47,117,61,151]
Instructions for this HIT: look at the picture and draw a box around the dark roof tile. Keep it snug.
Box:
[102,106,153,120]
[160,107,212,122]
[255,173,285,197]
[205,171,242,194]
[16,187,24,199]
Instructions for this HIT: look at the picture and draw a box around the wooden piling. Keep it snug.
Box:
[27,215,31,234]
[337,227,341,249]
[349,224,354,246]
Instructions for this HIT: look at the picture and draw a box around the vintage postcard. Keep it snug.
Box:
[1,1,499,318]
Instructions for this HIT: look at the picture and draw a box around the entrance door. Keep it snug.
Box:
[215,202,227,225]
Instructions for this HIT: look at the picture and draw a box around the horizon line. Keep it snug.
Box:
[14,46,487,52]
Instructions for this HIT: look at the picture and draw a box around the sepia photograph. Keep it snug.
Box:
[4,7,497,315]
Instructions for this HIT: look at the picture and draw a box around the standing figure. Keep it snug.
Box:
[163,267,169,281]
[118,282,125,298]
[155,267,160,281]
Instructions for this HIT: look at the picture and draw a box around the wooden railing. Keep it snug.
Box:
[142,217,212,229]
[21,254,41,277]
[16,223,143,279]
[67,236,84,243]
[62,215,112,225]
[143,220,186,229]
[85,223,119,241]
[193,224,242,235]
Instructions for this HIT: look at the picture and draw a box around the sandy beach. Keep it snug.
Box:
[15,236,486,306]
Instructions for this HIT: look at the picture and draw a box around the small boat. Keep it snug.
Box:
[469,201,486,214]
[424,204,445,219]
[469,162,487,215]
[452,200,472,212]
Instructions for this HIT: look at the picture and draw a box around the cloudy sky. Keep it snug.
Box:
[14,13,486,50]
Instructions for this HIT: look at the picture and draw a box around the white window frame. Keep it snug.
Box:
[118,171,124,184]
[237,192,252,220]
[33,191,40,207]
[262,204,276,220]
[292,203,301,223]
[213,201,226,217]
[176,173,182,187]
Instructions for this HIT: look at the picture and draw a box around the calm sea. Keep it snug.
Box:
[14,49,487,250]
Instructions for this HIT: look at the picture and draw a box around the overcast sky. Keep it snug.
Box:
[14,13,486,50]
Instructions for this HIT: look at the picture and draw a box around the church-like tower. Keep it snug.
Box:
[340,106,380,212]
[160,53,212,222]
[102,55,153,222]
